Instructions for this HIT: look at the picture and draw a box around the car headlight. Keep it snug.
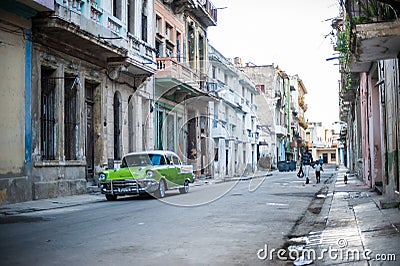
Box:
[146,170,154,178]
[99,173,106,181]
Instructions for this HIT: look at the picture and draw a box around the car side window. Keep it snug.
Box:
[160,155,168,165]
[150,155,161,165]
[172,155,181,165]
[165,155,174,165]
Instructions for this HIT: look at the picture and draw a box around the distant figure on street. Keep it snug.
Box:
[318,156,323,165]
[300,146,313,184]
[314,160,323,184]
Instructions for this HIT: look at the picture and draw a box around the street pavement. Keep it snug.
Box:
[0,166,399,265]
[0,169,273,216]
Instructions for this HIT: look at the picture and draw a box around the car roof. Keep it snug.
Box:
[123,150,179,157]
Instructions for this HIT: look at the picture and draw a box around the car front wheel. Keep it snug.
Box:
[106,194,117,201]
[179,180,189,194]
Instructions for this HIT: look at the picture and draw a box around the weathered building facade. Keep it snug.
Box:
[154,0,217,178]
[290,75,309,162]
[239,64,277,169]
[240,64,306,168]
[334,0,400,204]
[0,0,55,204]
[31,0,157,199]
[207,48,259,179]
[1,0,157,204]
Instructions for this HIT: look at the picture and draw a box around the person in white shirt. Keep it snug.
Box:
[314,160,323,184]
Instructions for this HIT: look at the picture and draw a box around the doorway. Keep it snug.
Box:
[85,81,96,182]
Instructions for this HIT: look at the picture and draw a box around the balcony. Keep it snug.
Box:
[32,0,156,76]
[275,125,287,137]
[211,124,229,138]
[345,0,400,71]
[156,58,200,88]
[156,58,202,101]
[353,19,400,63]
[6,0,54,18]
[172,0,217,27]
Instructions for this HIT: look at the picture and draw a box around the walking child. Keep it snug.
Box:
[314,160,323,184]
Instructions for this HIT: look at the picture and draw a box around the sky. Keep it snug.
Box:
[207,0,341,127]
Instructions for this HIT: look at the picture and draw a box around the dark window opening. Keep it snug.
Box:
[128,95,133,152]
[141,14,148,42]
[128,0,135,34]
[187,25,195,68]
[141,1,148,42]
[155,40,162,57]
[64,74,79,160]
[322,153,328,164]
[199,34,205,71]
[156,109,164,150]
[40,67,57,160]
[114,92,122,160]
[113,0,122,19]
[176,33,181,61]
[85,81,97,179]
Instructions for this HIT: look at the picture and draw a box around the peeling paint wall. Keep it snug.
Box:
[379,59,400,199]
[31,48,100,199]
[360,72,370,186]
[0,19,25,177]
[0,11,32,204]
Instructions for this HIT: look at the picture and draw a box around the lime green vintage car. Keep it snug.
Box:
[99,151,195,201]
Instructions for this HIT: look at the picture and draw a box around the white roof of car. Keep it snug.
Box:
[123,150,179,157]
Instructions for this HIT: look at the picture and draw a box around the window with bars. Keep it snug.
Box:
[64,75,79,160]
[114,91,122,160]
[40,68,57,160]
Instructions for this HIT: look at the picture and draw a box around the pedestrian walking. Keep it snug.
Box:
[314,160,323,184]
[300,146,313,184]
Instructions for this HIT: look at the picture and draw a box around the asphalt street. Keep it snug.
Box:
[0,169,336,266]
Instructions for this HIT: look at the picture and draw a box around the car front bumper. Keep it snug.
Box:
[100,179,159,195]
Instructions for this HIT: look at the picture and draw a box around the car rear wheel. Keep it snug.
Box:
[105,194,117,201]
[179,180,189,194]
[155,179,166,198]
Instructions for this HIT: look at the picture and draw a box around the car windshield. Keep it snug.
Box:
[121,154,165,167]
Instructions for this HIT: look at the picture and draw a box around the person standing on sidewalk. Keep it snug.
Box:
[300,146,313,184]
[314,160,323,184]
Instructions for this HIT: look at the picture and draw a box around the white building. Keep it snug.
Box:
[207,46,259,179]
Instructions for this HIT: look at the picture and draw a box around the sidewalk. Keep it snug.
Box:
[299,166,400,265]
[0,193,104,216]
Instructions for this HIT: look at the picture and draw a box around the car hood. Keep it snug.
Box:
[101,166,155,181]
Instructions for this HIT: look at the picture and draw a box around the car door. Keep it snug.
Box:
[154,154,176,186]
[164,154,181,187]
[171,154,190,186]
